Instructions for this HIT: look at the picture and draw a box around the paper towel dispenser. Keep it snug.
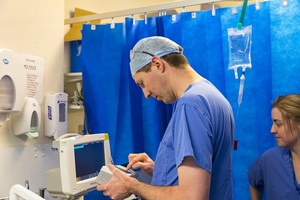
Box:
[0,48,27,126]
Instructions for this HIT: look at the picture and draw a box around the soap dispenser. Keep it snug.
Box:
[12,97,41,139]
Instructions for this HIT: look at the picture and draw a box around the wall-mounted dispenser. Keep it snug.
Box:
[0,48,27,127]
[45,92,68,139]
[12,97,41,139]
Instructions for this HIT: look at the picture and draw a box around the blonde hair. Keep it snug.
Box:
[272,94,300,135]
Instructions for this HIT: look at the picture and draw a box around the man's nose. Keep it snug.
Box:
[142,89,151,99]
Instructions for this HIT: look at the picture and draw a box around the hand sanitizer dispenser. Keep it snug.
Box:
[45,93,68,139]
[12,97,41,139]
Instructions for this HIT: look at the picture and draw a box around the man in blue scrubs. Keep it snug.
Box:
[97,36,235,200]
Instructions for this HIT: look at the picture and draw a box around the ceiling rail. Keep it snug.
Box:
[64,0,223,25]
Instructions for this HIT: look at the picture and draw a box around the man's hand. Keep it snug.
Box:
[97,164,134,200]
[127,153,154,176]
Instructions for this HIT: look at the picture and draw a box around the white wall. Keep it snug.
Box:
[0,0,63,198]
[0,144,59,199]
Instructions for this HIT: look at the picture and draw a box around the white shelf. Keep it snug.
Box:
[64,72,82,83]
[69,104,84,110]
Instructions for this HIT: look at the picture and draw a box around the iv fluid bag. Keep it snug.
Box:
[227,25,252,78]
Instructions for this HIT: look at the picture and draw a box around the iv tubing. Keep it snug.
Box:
[237,0,249,29]
[238,72,245,106]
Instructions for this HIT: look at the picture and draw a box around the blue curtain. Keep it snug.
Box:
[80,1,300,199]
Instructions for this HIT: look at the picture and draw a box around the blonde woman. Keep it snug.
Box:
[248,94,300,200]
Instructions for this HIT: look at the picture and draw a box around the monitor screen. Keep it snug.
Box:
[74,141,105,181]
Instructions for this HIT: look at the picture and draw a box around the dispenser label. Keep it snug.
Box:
[48,106,52,120]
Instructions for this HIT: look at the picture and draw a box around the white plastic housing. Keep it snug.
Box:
[0,48,27,126]
[12,97,41,139]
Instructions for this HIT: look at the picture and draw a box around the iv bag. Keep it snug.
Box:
[227,25,252,79]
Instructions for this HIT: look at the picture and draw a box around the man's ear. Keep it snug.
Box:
[151,57,165,73]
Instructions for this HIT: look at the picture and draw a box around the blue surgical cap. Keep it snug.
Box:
[129,36,182,77]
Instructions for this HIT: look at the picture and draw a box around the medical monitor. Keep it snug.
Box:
[46,133,113,199]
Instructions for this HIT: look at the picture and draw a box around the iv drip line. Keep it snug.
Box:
[235,68,246,119]
[238,69,246,106]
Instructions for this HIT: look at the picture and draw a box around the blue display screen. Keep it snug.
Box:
[74,141,105,181]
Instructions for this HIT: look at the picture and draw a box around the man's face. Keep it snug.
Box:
[133,58,176,104]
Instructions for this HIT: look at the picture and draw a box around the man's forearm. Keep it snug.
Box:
[128,178,205,200]
[129,178,179,200]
